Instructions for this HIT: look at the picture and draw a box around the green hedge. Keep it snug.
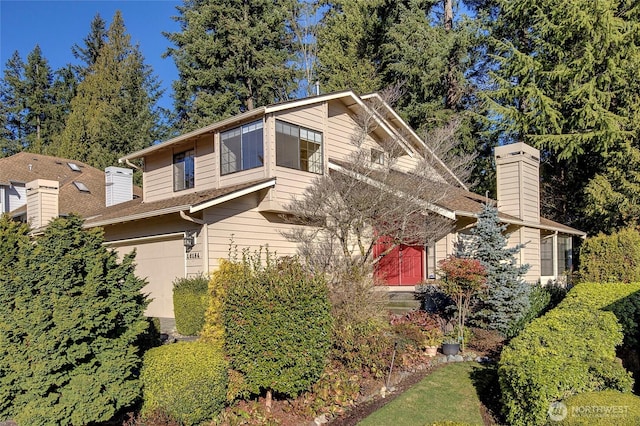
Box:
[498,283,637,426]
[141,342,228,425]
[559,390,640,425]
[173,274,209,336]
[579,228,640,283]
[223,254,332,400]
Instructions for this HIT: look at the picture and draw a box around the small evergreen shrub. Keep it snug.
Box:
[499,283,637,426]
[458,203,531,337]
[559,390,640,425]
[141,342,228,426]
[223,252,332,400]
[579,228,640,283]
[172,274,209,336]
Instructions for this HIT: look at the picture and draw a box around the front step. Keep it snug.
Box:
[386,291,421,314]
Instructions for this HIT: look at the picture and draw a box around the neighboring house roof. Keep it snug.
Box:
[0,152,142,218]
[85,178,276,228]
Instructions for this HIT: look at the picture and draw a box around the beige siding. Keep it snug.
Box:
[274,104,325,131]
[26,180,59,228]
[506,225,541,282]
[195,134,216,189]
[326,101,361,161]
[495,143,540,223]
[143,151,173,202]
[204,192,303,270]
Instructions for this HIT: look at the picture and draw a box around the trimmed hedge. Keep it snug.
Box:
[223,254,332,400]
[559,390,640,425]
[173,274,209,336]
[499,283,637,426]
[141,342,228,425]
[579,228,640,283]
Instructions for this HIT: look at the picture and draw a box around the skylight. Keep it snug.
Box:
[67,162,81,172]
[73,181,90,192]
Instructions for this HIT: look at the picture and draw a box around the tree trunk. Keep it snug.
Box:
[266,389,272,412]
[444,0,453,31]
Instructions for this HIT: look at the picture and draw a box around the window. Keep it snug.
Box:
[276,120,323,174]
[174,149,195,191]
[541,236,553,276]
[557,235,572,275]
[371,148,385,165]
[220,120,264,175]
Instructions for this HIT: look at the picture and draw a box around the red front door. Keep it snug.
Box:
[375,240,424,285]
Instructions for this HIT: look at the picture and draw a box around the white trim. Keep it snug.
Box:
[85,204,191,228]
[454,210,586,237]
[361,93,466,189]
[120,108,266,162]
[190,179,277,213]
[104,232,184,246]
[328,162,456,220]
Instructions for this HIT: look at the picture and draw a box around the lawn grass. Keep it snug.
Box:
[358,362,487,426]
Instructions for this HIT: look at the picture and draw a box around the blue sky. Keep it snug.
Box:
[1,0,182,110]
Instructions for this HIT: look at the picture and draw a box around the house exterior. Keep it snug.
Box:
[0,95,584,325]
[74,91,584,321]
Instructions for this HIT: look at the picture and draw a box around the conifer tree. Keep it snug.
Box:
[165,0,297,130]
[0,51,25,156]
[71,13,107,79]
[0,215,149,425]
[484,0,640,232]
[459,203,531,337]
[54,11,163,170]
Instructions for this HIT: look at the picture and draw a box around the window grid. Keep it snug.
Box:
[276,120,323,174]
[173,149,195,192]
[220,120,264,175]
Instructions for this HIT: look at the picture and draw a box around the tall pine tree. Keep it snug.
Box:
[483,0,640,232]
[458,203,531,337]
[54,11,163,170]
[165,0,297,130]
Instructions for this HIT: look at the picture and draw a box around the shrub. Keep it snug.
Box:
[223,252,333,404]
[499,283,636,426]
[579,228,640,283]
[559,390,640,425]
[200,259,243,349]
[329,270,393,375]
[141,342,228,426]
[457,203,531,337]
[172,274,209,336]
[0,215,149,425]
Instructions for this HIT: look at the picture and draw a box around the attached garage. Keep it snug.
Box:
[111,234,185,319]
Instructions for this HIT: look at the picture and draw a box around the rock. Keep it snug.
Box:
[454,355,464,362]
[380,385,387,398]
[446,354,456,362]
[314,414,328,425]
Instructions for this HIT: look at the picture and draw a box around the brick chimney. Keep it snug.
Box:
[26,179,59,229]
[105,166,133,207]
[494,142,540,222]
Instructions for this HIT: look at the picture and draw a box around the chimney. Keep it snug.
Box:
[494,142,540,223]
[26,179,59,229]
[105,166,133,207]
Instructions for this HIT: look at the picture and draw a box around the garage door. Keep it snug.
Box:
[115,237,184,318]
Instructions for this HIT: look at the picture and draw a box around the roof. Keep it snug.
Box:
[0,152,142,218]
[328,158,586,237]
[85,178,276,227]
[119,90,445,167]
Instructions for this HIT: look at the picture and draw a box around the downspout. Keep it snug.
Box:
[180,210,210,274]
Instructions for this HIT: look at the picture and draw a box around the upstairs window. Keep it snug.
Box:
[276,120,323,174]
[174,149,195,191]
[371,148,385,165]
[221,120,264,175]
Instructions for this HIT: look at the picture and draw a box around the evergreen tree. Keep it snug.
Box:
[0,51,26,156]
[0,215,149,425]
[23,45,56,154]
[483,0,640,232]
[71,13,107,78]
[165,0,297,130]
[54,11,163,170]
[459,203,531,337]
